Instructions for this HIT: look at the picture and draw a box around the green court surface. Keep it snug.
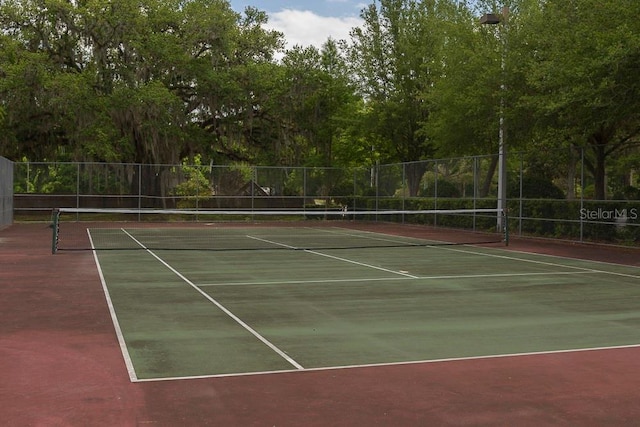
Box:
[91,226,640,381]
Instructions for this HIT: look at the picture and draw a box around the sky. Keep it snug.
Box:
[228,0,370,51]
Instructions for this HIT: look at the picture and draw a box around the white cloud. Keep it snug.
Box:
[265,9,362,51]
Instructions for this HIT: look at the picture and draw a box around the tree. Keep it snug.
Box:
[523,0,640,199]
[421,1,501,196]
[347,0,455,196]
[191,5,285,164]
[425,1,489,155]
[275,39,357,167]
[0,0,284,166]
[3,0,638,206]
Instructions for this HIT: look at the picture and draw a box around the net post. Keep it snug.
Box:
[51,208,60,254]
[503,208,509,246]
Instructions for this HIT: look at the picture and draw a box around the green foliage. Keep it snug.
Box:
[425,2,497,157]
[513,199,640,243]
[13,161,77,194]
[346,0,443,193]
[1,0,638,207]
[418,179,462,198]
[508,175,565,199]
[172,155,211,208]
[521,0,640,199]
[0,0,283,164]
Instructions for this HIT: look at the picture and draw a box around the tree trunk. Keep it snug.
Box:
[593,143,607,200]
[566,146,578,200]
[480,156,498,198]
[405,162,428,197]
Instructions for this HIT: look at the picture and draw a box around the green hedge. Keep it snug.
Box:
[343,196,640,245]
[344,197,500,232]
[511,199,640,244]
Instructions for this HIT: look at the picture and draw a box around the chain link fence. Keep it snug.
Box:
[0,156,13,229]
[12,149,640,244]
[12,162,371,211]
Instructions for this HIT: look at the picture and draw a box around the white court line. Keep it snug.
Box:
[199,270,599,288]
[87,229,138,382]
[439,245,640,279]
[503,247,640,271]
[327,227,640,280]
[316,227,427,246]
[133,342,640,382]
[119,228,304,372]
[93,227,638,383]
[247,235,419,278]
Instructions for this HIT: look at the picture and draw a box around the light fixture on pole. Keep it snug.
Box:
[480,7,508,233]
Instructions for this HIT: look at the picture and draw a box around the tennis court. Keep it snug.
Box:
[4,218,640,425]
[78,221,640,382]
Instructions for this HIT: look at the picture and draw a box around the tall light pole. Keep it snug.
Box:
[480,7,508,232]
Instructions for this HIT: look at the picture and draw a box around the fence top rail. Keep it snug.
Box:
[56,207,504,216]
[15,161,371,171]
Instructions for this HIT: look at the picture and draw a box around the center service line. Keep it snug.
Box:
[247,235,419,278]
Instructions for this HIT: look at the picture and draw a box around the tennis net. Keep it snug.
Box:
[51,207,508,253]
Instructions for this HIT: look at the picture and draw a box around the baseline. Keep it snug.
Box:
[133,342,640,383]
